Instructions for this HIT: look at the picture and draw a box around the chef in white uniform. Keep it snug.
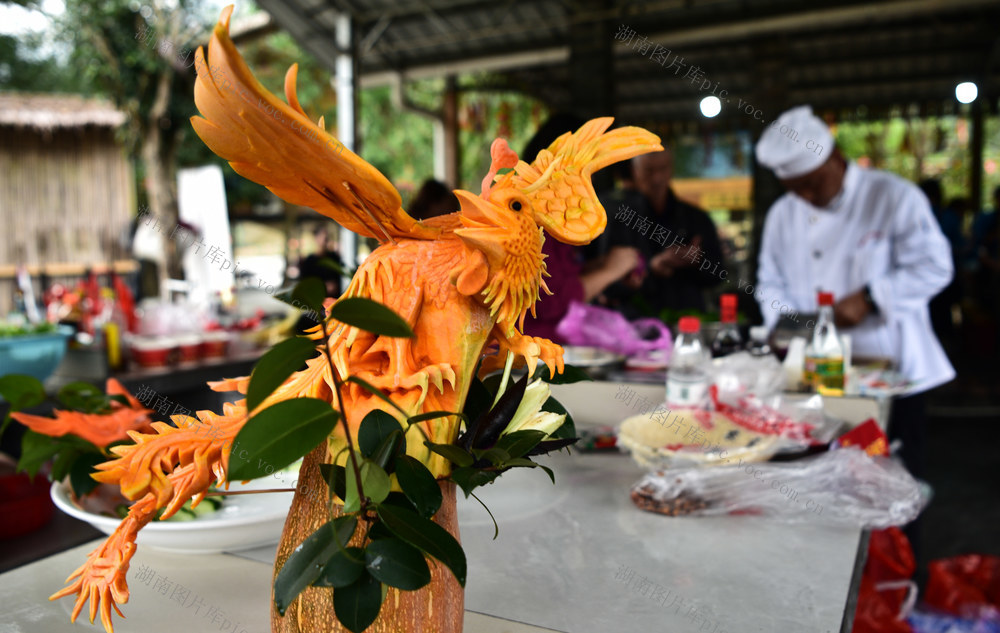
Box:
[755,105,955,483]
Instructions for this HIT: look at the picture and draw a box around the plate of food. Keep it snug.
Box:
[617,408,782,469]
[50,468,298,554]
[561,345,624,368]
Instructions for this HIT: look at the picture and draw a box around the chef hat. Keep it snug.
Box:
[755,105,834,179]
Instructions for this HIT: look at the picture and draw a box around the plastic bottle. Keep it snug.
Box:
[666,316,710,407]
[804,291,844,395]
[747,326,772,357]
[711,293,743,358]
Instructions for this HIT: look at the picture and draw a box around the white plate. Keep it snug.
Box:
[51,470,298,554]
[561,345,623,368]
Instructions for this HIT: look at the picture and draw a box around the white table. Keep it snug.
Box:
[1,381,872,633]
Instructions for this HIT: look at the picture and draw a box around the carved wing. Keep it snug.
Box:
[190,6,439,243]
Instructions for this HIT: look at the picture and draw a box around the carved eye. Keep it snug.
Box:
[510,200,523,212]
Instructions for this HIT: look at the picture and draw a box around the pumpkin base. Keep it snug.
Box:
[271,445,464,633]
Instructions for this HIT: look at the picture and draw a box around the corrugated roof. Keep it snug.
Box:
[0,93,127,130]
[254,0,1000,124]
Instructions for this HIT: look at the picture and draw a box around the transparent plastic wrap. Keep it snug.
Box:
[629,447,930,528]
[711,351,786,401]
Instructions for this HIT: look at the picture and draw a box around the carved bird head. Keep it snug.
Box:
[488,117,663,246]
[452,121,661,333]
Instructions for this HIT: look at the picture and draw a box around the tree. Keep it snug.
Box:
[58,0,211,280]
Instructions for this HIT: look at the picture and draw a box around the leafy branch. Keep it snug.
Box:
[227,277,581,632]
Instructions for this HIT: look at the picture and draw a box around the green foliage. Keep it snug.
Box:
[228,398,340,480]
[393,456,442,518]
[365,539,431,591]
[273,516,357,615]
[332,570,382,633]
[328,297,414,338]
[246,337,318,411]
[0,374,45,438]
[376,504,466,587]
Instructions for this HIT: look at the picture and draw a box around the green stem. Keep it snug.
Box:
[492,351,515,408]
[319,318,366,515]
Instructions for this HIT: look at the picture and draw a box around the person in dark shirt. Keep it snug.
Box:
[598,149,725,316]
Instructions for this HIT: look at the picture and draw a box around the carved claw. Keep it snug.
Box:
[504,333,564,378]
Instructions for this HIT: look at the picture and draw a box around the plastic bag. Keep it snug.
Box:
[555,301,672,358]
[629,447,929,528]
[907,610,1000,633]
[852,528,917,633]
[711,351,787,401]
[924,555,1000,620]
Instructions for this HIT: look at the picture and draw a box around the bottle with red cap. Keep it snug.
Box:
[711,293,743,358]
[804,291,844,395]
[666,316,710,407]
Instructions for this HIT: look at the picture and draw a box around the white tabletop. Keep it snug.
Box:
[0,381,869,633]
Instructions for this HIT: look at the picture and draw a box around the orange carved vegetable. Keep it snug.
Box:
[49,6,662,631]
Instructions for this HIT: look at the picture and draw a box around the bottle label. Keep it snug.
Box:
[666,379,707,407]
[805,357,844,393]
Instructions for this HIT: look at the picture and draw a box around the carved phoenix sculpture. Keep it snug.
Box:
[50,6,661,632]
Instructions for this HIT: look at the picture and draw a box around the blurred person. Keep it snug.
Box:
[597,148,725,315]
[408,179,459,220]
[755,105,955,484]
[520,113,644,342]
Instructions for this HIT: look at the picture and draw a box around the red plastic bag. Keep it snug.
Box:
[924,555,1000,618]
[853,528,917,633]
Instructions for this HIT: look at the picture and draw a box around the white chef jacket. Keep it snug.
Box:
[756,162,955,394]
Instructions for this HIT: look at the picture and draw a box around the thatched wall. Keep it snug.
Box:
[0,94,135,315]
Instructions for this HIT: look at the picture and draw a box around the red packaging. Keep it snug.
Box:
[835,419,888,457]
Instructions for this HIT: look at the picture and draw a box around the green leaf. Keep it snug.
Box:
[314,546,365,588]
[360,461,391,504]
[292,277,327,315]
[423,441,473,467]
[18,430,63,478]
[461,375,493,427]
[333,569,383,633]
[377,503,466,587]
[495,430,547,459]
[229,398,339,481]
[0,374,45,411]
[246,337,318,412]
[474,446,511,466]
[450,467,501,498]
[538,464,556,484]
[406,410,467,426]
[358,410,402,458]
[275,277,326,317]
[371,431,404,473]
[345,377,408,417]
[50,447,81,482]
[57,381,109,413]
[365,538,431,590]
[0,373,46,439]
[533,363,592,385]
[465,372,528,450]
[503,457,539,468]
[69,452,106,497]
[274,516,357,615]
[542,396,576,440]
[329,297,414,338]
[319,463,347,501]
[393,456,442,518]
